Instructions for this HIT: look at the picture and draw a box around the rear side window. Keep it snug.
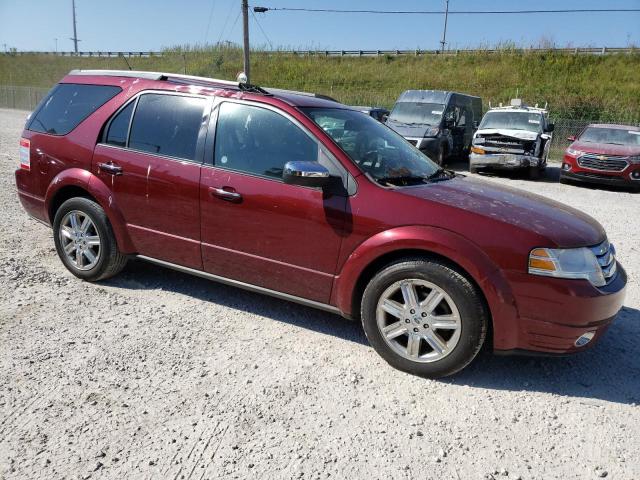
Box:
[128,94,206,161]
[28,84,121,135]
[105,101,135,147]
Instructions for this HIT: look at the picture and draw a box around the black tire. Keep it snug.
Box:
[528,166,541,180]
[434,145,445,166]
[559,175,571,185]
[361,257,488,378]
[53,197,128,281]
[469,165,479,174]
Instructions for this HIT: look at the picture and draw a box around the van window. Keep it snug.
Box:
[214,102,318,179]
[128,94,206,161]
[28,84,121,136]
[105,101,135,147]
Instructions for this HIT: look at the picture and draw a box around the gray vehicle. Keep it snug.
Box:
[469,100,554,179]
[385,90,482,165]
[351,106,390,123]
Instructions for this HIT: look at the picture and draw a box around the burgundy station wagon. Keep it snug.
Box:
[15,70,627,377]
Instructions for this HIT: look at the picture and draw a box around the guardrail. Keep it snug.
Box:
[1,46,637,57]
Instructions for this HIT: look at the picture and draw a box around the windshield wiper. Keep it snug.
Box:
[376,175,429,186]
[426,168,455,182]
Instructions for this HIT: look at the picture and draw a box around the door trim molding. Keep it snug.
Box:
[136,255,343,315]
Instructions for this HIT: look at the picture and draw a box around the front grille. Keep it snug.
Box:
[578,153,628,172]
[591,240,617,284]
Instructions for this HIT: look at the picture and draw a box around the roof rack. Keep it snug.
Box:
[68,69,241,89]
[67,69,339,102]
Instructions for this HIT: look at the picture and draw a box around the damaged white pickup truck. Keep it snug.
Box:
[469,100,554,179]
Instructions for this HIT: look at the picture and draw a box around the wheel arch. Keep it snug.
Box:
[332,226,519,349]
[45,168,136,253]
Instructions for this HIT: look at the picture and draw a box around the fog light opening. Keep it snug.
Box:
[562,163,571,171]
[631,171,640,180]
[575,331,595,347]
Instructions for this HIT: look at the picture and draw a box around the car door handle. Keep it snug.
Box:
[98,162,123,176]
[209,186,242,203]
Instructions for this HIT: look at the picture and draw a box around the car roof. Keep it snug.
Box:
[587,123,640,131]
[64,69,345,109]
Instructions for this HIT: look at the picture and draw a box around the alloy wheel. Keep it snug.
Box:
[376,279,462,363]
[58,210,101,271]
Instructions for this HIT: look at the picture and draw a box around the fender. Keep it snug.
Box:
[44,168,136,253]
[332,225,520,350]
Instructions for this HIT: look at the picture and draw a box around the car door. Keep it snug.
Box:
[199,100,349,304]
[92,92,211,269]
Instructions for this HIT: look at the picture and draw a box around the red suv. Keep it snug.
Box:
[561,123,640,190]
[15,70,627,377]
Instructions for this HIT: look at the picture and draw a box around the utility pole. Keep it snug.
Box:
[54,38,58,53]
[71,0,79,53]
[241,0,250,83]
[440,0,450,53]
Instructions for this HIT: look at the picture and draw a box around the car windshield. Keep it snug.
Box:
[302,107,446,187]
[579,127,640,146]
[479,111,543,132]
[387,102,445,126]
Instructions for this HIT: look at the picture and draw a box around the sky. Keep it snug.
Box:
[1,0,639,52]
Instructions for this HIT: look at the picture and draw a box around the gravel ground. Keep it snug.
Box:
[0,107,638,480]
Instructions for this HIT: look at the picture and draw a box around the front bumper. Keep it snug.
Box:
[470,153,541,170]
[495,264,627,355]
[406,137,440,158]
[560,169,640,189]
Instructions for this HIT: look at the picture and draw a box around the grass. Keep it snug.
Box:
[1,45,639,121]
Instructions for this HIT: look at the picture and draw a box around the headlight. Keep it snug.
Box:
[471,146,485,155]
[425,127,440,137]
[628,156,640,164]
[566,148,583,157]
[474,137,485,144]
[528,247,605,287]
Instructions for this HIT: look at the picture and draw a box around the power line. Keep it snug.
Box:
[251,7,640,15]
[216,2,236,45]
[203,0,217,43]
[251,9,273,49]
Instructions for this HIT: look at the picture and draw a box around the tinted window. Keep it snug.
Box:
[28,84,121,135]
[214,102,318,179]
[129,94,206,161]
[105,101,135,147]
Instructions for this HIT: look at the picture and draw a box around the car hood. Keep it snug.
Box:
[386,120,432,138]
[476,128,541,141]
[570,141,640,156]
[401,176,605,247]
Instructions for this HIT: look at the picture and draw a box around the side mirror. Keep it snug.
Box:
[445,118,455,129]
[283,161,331,188]
[567,135,576,142]
[381,113,389,123]
[546,123,555,132]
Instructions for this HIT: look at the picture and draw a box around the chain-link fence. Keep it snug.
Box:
[1,85,638,161]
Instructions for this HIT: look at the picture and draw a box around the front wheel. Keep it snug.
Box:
[361,258,488,378]
[53,197,128,281]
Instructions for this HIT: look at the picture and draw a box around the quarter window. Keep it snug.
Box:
[128,94,206,161]
[105,101,135,147]
[28,83,121,136]
[214,102,318,179]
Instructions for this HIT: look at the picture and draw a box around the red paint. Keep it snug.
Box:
[562,123,640,188]
[15,73,627,356]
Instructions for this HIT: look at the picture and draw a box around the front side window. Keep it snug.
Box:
[214,102,318,179]
[388,102,445,126]
[479,111,543,132]
[28,83,121,136]
[579,127,640,146]
[303,107,443,187]
[128,94,206,161]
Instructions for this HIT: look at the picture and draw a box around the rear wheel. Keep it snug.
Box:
[53,197,127,281]
[435,145,445,166]
[361,258,488,378]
